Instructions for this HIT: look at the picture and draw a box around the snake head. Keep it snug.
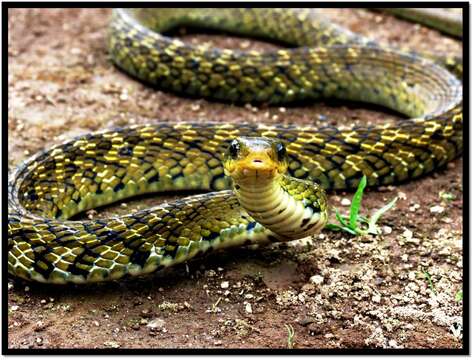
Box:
[223,137,288,184]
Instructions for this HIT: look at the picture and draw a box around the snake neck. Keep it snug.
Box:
[232,175,328,240]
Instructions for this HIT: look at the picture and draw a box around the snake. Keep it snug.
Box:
[375,8,463,38]
[8,8,463,284]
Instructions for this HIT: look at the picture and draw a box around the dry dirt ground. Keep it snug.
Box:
[7,8,463,350]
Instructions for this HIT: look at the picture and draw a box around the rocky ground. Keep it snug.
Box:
[7,8,463,350]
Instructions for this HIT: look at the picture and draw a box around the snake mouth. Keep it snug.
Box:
[228,158,281,184]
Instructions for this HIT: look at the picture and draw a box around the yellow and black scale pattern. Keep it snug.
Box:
[8,8,463,284]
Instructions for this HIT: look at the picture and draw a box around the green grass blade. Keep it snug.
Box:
[423,270,436,294]
[325,223,343,231]
[335,208,348,227]
[349,176,367,229]
[285,324,295,349]
[357,214,369,225]
[342,226,358,235]
[367,196,398,235]
[326,222,359,235]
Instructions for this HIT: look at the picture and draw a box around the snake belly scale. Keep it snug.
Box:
[8,8,463,284]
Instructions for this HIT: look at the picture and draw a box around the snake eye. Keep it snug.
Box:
[228,139,240,159]
[275,142,286,161]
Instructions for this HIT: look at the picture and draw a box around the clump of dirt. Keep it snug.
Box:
[8,8,463,350]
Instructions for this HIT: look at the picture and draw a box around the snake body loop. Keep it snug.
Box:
[8,8,463,284]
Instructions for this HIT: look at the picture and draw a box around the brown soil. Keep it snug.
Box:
[7,8,463,350]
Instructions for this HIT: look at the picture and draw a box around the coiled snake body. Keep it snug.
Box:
[8,8,463,284]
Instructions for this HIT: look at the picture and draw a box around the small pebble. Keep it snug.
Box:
[220,281,229,289]
[245,303,252,314]
[298,317,315,326]
[87,209,98,219]
[388,340,399,348]
[397,191,407,200]
[309,275,324,285]
[34,321,46,332]
[402,229,413,240]
[301,283,316,294]
[382,226,392,235]
[430,205,445,214]
[11,305,19,311]
[206,270,217,277]
[104,341,120,348]
[147,318,166,330]
[341,198,351,206]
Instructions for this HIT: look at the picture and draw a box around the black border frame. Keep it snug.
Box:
[2,1,469,355]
